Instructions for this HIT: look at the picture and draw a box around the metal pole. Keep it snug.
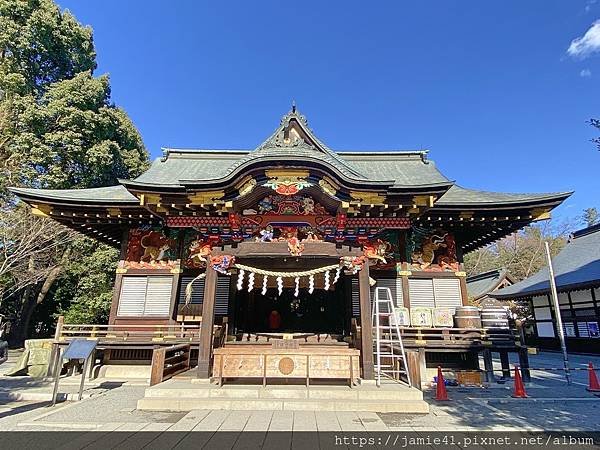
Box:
[544,241,571,385]
[51,347,62,406]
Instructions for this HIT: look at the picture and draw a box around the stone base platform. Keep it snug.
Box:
[137,379,429,413]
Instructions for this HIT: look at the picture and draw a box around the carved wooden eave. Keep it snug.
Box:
[212,241,363,258]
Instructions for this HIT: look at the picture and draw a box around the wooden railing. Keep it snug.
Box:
[56,322,202,343]
[396,326,519,348]
[348,322,520,351]
[150,343,191,386]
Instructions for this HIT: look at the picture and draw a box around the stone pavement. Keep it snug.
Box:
[0,350,599,448]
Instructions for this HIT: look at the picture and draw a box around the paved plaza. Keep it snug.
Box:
[0,351,599,448]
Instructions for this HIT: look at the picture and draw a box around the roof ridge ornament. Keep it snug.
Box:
[160,148,169,162]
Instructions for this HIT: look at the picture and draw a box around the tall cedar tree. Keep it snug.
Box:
[0,0,149,344]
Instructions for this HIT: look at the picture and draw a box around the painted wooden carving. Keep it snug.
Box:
[184,236,213,269]
[254,194,326,216]
[125,228,178,269]
[408,228,459,272]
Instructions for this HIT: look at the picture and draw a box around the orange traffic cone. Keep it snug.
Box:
[512,365,528,398]
[587,362,600,392]
[435,366,449,401]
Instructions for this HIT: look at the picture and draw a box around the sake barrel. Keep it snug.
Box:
[453,306,482,329]
[481,306,509,329]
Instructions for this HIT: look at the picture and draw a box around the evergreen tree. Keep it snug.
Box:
[0,0,149,344]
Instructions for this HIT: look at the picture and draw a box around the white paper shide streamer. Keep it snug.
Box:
[333,267,341,285]
[308,274,314,294]
[247,272,255,292]
[324,270,330,290]
[262,275,268,295]
[277,276,283,296]
[294,276,300,297]
[236,269,245,291]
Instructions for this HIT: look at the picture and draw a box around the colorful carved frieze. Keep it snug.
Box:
[253,194,327,216]
[408,228,459,272]
[184,234,213,269]
[125,228,178,269]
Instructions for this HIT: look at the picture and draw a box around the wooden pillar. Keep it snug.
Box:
[109,229,130,324]
[197,265,217,378]
[405,350,422,390]
[400,262,411,309]
[458,274,469,306]
[518,347,531,382]
[482,348,495,383]
[499,350,511,378]
[359,263,374,380]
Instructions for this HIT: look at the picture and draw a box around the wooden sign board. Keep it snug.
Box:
[272,339,300,349]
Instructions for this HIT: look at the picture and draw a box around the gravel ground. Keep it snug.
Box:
[33,385,185,424]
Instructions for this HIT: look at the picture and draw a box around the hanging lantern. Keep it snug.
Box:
[294,276,300,297]
[262,275,268,295]
[247,272,255,292]
[237,269,245,291]
[308,274,315,294]
[333,266,341,285]
[277,276,283,296]
[324,270,331,290]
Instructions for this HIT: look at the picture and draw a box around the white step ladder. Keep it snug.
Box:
[372,287,411,387]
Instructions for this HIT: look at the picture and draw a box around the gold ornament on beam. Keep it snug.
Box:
[235,177,257,197]
[318,177,339,197]
[187,191,225,205]
[31,204,52,217]
[263,169,312,196]
[349,191,386,206]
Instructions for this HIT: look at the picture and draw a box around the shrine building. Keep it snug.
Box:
[10,107,571,390]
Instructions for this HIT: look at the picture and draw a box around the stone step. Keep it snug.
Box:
[143,384,424,401]
[137,396,429,413]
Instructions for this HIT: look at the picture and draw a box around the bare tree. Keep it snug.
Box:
[0,206,77,344]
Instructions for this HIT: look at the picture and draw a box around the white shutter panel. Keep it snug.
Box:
[408,279,435,308]
[143,276,173,316]
[432,278,462,313]
[371,278,403,307]
[117,277,147,316]
[351,279,360,317]
[214,276,230,316]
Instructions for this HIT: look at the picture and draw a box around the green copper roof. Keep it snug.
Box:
[132,150,246,186]
[9,185,138,204]
[9,109,573,210]
[436,185,572,206]
[339,152,451,188]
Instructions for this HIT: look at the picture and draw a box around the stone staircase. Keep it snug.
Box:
[137,379,429,413]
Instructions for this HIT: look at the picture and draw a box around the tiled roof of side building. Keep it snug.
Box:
[492,224,600,299]
[466,269,512,300]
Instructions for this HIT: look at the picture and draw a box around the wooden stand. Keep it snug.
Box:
[213,346,360,387]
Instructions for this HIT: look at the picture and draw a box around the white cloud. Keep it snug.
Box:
[568,20,600,58]
[581,68,592,77]
[586,0,598,13]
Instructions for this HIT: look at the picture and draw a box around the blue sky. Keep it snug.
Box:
[57,1,599,223]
